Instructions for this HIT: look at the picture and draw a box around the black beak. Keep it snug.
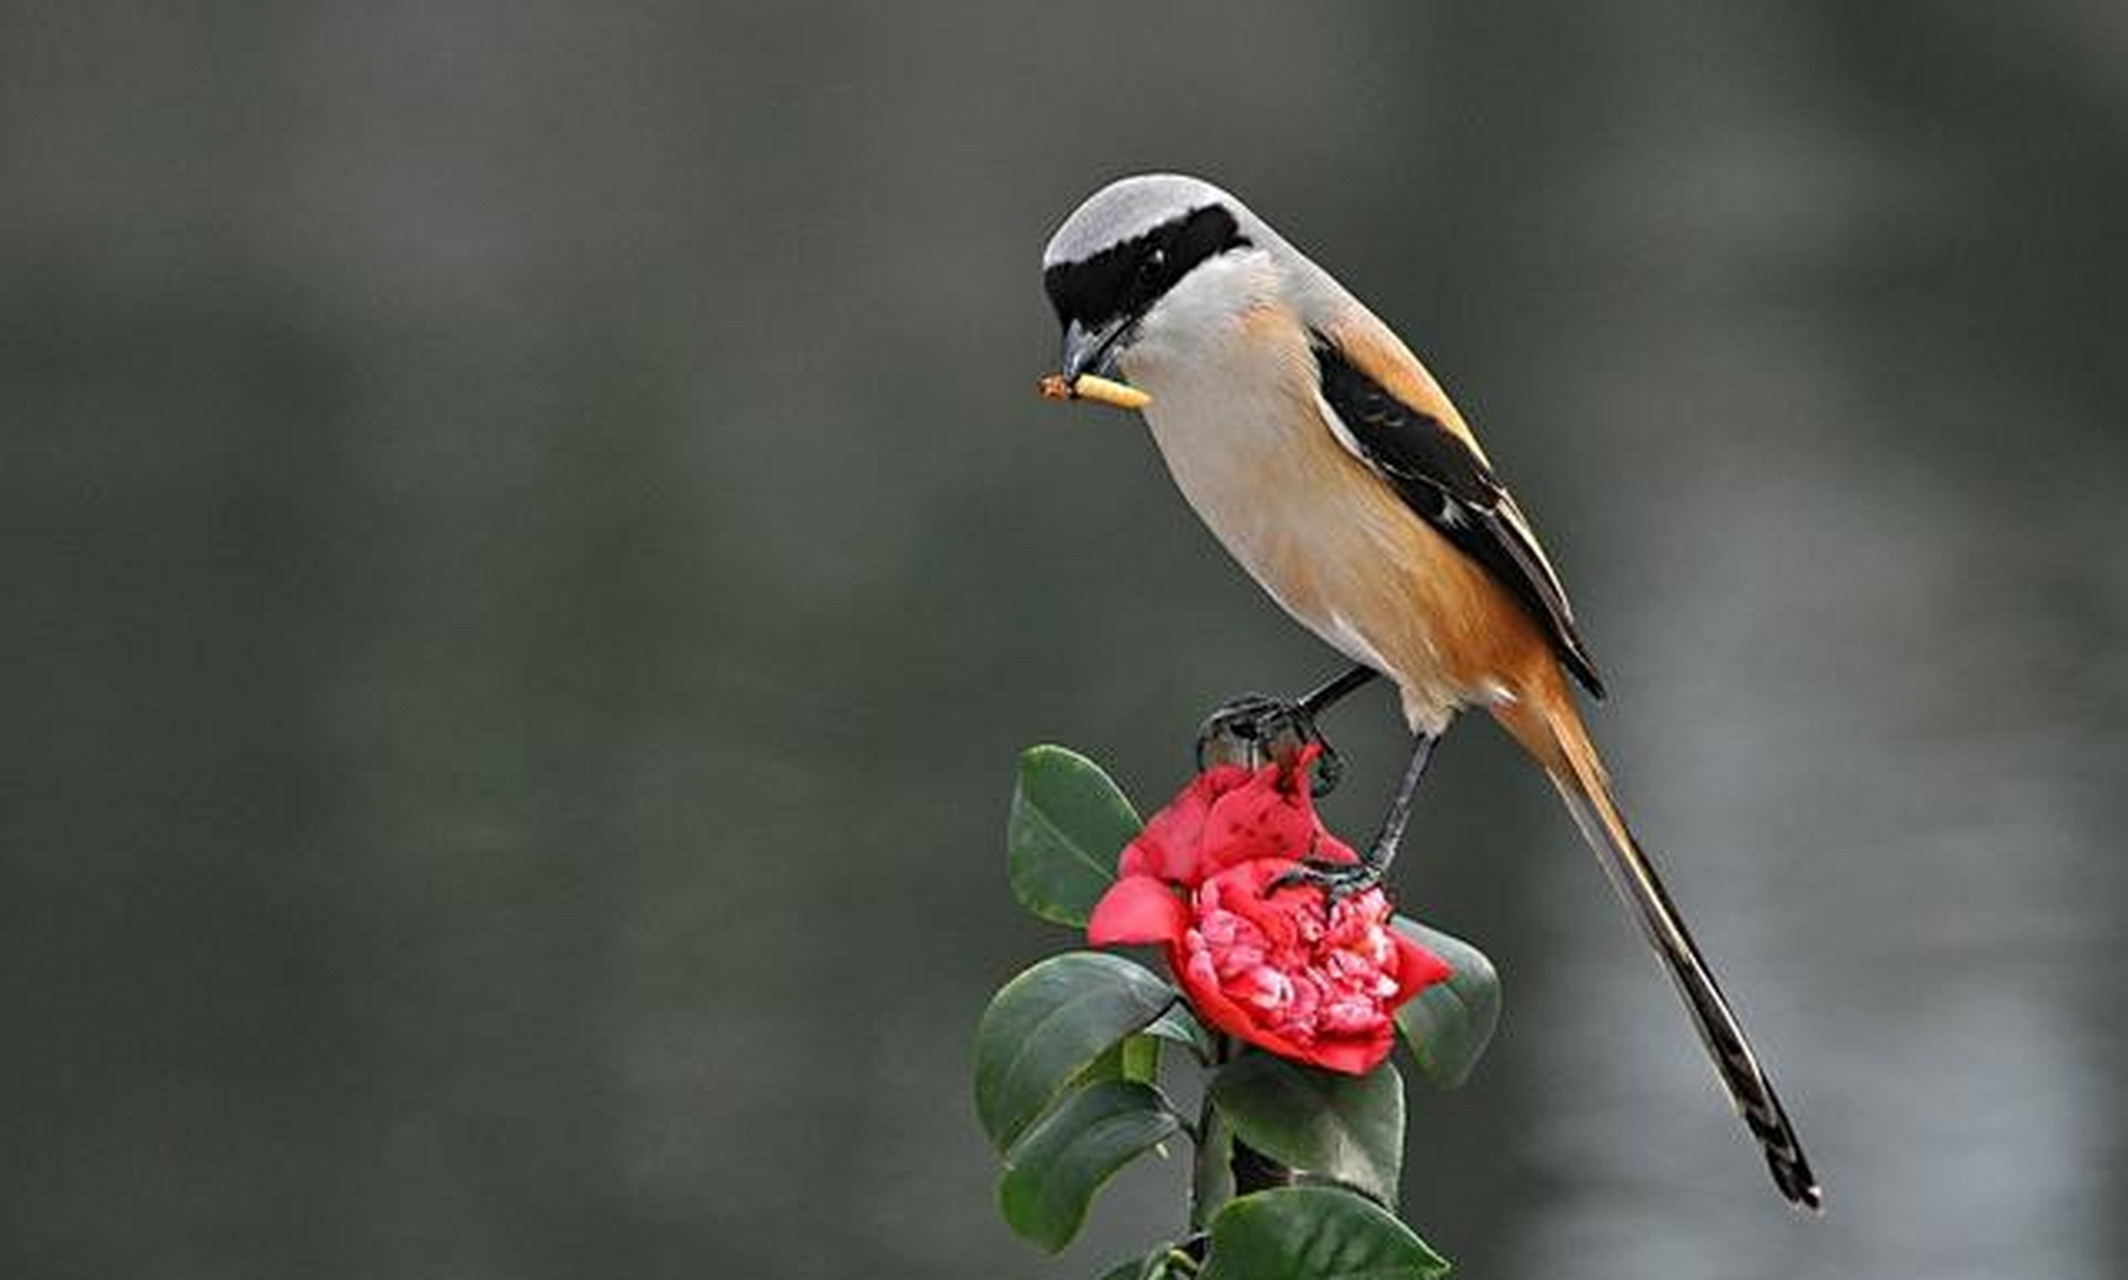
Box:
[1061,316,1134,382]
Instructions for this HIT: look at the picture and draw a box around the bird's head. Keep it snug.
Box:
[1039,174,1281,408]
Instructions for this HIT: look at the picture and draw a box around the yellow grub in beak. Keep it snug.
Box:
[1037,372,1152,411]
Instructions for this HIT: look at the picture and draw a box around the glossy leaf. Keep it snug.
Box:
[1007,745,1142,926]
[1392,916,1501,1090]
[1076,1033,1161,1088]
[1191,1097,1236,1233]
[974,951,1176,1153]
[1209,1053,1404,1205]
[1201,1186,1450,1280]
[999,1080,1182,1252]
[1123,1033,1161,1084]
[1143,1001,1215,1064]
[1097,1247,1178,1280]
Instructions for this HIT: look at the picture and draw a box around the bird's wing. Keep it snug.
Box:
[1309,326,1606,698]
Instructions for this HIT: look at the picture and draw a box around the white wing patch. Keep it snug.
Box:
[1312,389,1369,466]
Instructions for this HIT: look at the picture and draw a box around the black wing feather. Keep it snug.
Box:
[1312,333,1606,698]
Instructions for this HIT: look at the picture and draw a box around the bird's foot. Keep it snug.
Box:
[1268,856,1384,906]
[1194,693,1345,796]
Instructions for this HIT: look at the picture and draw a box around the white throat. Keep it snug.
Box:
[1118,255,1416,696]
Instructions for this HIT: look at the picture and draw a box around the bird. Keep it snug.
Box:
[1037,172,1821,1211]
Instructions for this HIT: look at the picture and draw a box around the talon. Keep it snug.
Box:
[1195,693,1288,769]
[1193,692,1343,796]
[1267,857,1384,906]
[1309,738,1344,799]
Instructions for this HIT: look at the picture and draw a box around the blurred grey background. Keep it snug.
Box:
[4,3,2124,1278]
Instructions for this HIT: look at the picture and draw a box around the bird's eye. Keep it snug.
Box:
[1138,249,1166,282]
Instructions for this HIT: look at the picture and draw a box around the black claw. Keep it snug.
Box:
[1193,693,1345,797]
[1310,738,1345,799]
[1267,856,1385,906]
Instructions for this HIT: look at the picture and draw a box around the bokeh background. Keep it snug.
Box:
[6,3,2125,1277]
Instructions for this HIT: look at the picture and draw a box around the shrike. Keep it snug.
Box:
[1038,173,1820,1210]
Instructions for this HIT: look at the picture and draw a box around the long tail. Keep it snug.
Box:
[1499,693,1823,1211]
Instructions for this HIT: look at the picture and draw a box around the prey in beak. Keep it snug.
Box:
[1039,312,1150,409]
[1037,371,1151,410]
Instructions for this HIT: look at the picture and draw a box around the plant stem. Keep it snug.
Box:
[1188,1035,1236,1233]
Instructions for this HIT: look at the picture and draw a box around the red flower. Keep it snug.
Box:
[1117,745,1339,886]
[1088,752,1452,1074]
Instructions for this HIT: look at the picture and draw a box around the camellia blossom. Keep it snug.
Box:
[1116,745,1336,887]
[1088,751,1452,1074]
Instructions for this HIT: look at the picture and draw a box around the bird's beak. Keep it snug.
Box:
[1046,317,1150,410]
[1062,317,1131,382]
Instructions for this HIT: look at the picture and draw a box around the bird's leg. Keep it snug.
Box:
[1363,729,1439,878]
[1276,730,1441,900]
[1195,665,1379,795]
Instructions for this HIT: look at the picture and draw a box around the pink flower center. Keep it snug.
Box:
[1182,871,1404,1045]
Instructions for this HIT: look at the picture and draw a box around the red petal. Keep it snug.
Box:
[1293,1028,1397,1076]
[1115,833,1184,884]
[1197,859,1305,951]
[1389,932,1455,1006]
[1199,769,1309,871]
[1169,945,1319,1063]
[1309,833,1363,867]
[1180,956,1392,1075]
[1195,746,1367,873]
[1087,876,1188,946]
[1118,765,1251,884]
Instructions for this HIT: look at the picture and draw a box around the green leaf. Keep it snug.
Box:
[1142,1002,1215,1064]
[1209,1053,1404,1206]
[1075,1032,1159,1089]
[999,1080,1182,1253]
[1008,745,1142,926]
[1097,1246,1179,1280]
[1201,1186,1450,1280]
[1391,917,1501,1091]
[1122,1033,1161,1085]
[974,951,1177,1153]
[1191,1098,1236,1233]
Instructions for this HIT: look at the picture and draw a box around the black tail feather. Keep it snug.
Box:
[1547,767,1823,1212]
